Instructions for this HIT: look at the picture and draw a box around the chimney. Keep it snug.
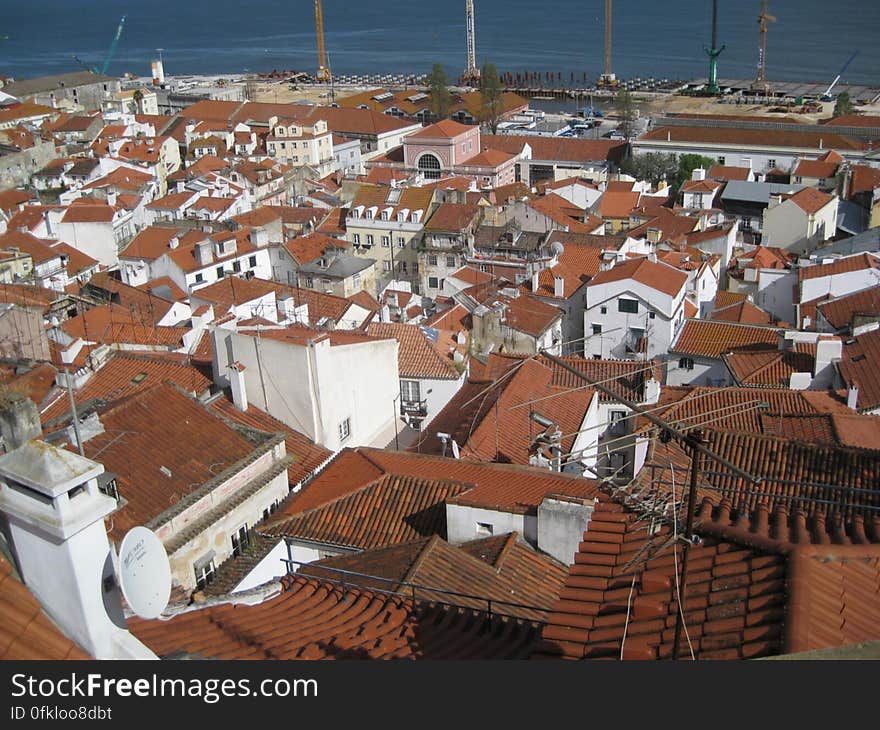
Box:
[194,240,213,266]
[0,441,153,658]
[42,210,53,237]
[692,167,706,181]
[228,362,248,412]
[0,394,42,452]
[531,269,539,292]
[813,337,842,387]
[106,190,117,207]
[168,235,179,250]
[847,383,859,410]
[553,274,565,298]
[644,375,661,404]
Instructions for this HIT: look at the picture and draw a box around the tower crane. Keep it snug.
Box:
[461,0,480,85]
[72,15,126,76]
[753,0,776,93]
[314,0,332,83]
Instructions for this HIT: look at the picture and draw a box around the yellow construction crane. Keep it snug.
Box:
[314,0,332,83]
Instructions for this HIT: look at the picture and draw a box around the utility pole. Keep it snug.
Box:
[704,0,725,95]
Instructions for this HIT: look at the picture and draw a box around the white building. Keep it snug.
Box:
[584,255,688,360]
[762,188,839,253]
[215,326,400,451]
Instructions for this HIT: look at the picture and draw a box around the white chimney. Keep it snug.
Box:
[553,275,565,298]
[106,190,117,207]
[813,337,842,388]
[228,362,248,412]
[644,376,661,404]
[194,240,213,266]
[0,438,154,658]
[692,167,706,181]
[847,383,859,411]
[531,269,539,292]
[168,235,179,250]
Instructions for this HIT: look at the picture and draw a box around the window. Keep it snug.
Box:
[305,276,314,288]
[366,234,374,246]
[592,323,602,335]
[649,312,656,319]
[446,255,456,268]
[399,237,406,247]
[353,233,361,244]
[338,417,351,442]
[231,525,250,558]
[618,298,639,314]
[233,261,242,273]
[401,380,421,402]
[383,260,392,272]
[768,159,776,169]
[382,235,390,247]
[413,263,419,274]
[476,522,494,537]
[398,261,408,274]
[428,255,438,266]
[216,266,225,279]
[352,272,361,287]
[428,276,439,289]
[717,156,725,166]
[418,153,442,180]
[194,556,215,590]
[194,273,204,283]
[679,357,695,371]
[600,306,607,314]
[249,255,257,268]
[609,410,627,436]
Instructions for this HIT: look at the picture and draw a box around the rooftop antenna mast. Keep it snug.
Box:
[754,1,776,93]
[314,0,332,83]
[462,0,481,85]
[704,0,725,95]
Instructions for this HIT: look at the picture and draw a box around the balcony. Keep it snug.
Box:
[400,399,428,418]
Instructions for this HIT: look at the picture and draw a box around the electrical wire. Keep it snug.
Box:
[669,462,696,661]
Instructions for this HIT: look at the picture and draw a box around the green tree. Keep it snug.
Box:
[427,64,452,121]
[676,154,718,190]
[620,152,679,187]
[614,88,638,142]
[834,91,855,117]
[479,61,504,134]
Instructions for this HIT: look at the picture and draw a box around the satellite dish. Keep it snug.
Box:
[118,526,171,620]
[451,439,461,459]
[550,241,565,258]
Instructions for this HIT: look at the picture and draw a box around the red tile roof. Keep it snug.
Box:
[484,134,627,164]
[409,119,473,140]
[41,352,211,425]
[366,322,459,380]
[588,256,688,298]
[61,203,117,224]
[129,573,541,659]
[264,473,469,550]
[189,276,277,312]
[77,383,261,540]
[710,299,775,325]
[413,358,595,467]
[816,287,880,332]
[641,125,866,151]
[671,319,781,358]
[723,347,814,388]
[798,252,880,282]
[0,554,91,660]
[304,532,567,621]
[838,326,880,412]
[849,164,880,197]
[208,396,332,488]
[535,494,880,660]
[707,165,751,181]
[283,232,338,265]
[424,202,482,232]
[121,226,183,261]
[787,187,835,214]
[714,290,748,309]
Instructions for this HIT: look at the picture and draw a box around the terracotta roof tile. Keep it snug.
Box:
[129,574,541,659]
[0,553,91,660]
[424,202,482,232]
[303,533,567,621]
[208,396,332,488]
[671,319,781,358]
[189,276,277,313]
[838,327,880,412]
[78,383,261,541]
[787,187,835,215]
[723,347,814,388]
[41,352,211,425]
[707,165,751,181]
[484,134,627,164]
[710,299,775,325]
[588,256,688,298]
[798,252,880,282]
[642,125,866,151]
[366,322,459,380]
[817,287,880,331]
[264,473,469,549]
